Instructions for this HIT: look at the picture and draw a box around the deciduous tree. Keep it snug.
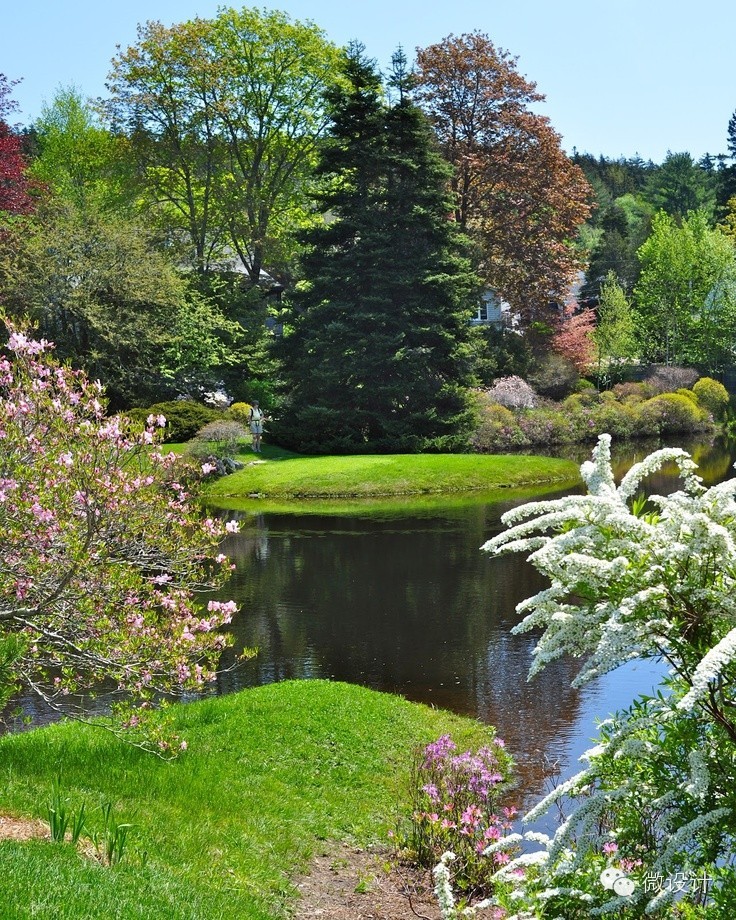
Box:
[635,209,736,372]
[0,74,33,215]
[592,271,638,383]
[106,9,341,281]
[0,328,245,750]
[30,86,136,214]
[415,33,592,326]
[550,302,596,373]
[0,201,240,408]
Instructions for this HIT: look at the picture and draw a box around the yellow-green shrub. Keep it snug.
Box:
[692,377,730,419]
[227,402,253,425]
[639,393,709,434]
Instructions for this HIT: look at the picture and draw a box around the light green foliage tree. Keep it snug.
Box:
[634,209,736,371]
[106,8,342,281]
[593,271,638,384]
[30,86,136,214]
[0,201,240,408]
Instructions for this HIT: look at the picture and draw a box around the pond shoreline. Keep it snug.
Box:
[202,449,581,506]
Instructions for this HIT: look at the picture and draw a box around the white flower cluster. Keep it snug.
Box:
[479,435,736,914]
[432,852,494,919]
[482,434,736,696]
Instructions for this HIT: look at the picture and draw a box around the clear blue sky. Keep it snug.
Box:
[3,0,735,164]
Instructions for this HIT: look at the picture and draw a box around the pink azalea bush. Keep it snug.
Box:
[403,734,517,902]
[0,327,245,752]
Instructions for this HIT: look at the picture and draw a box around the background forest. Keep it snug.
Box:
[3,6,736,453]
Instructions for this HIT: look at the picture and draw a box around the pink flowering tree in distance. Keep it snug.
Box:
[0,326,245,754]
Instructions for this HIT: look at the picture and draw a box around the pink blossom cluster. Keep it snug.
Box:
[409,734,516,898]
[0,325,245,753]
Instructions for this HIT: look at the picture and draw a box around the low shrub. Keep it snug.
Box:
[527,353,579,399]
[471,400,528,453]
[639,393,709,435]
[485,376,537,409]
[186,420,249,460]
[645,365,699,394]
[517,407,576,444]
[126,401,222,443]
[676,387,699,405]
[611,381,655,403]
[589,400,638,439]
[227,402,254,425]
[402,734,516,902]
[693,377,730,419]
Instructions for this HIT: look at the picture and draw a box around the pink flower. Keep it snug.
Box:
[225,520,240,534]
[201,462,217,475]
[602,842,619,856]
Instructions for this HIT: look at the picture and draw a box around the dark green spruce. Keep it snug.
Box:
[275,46,480,454]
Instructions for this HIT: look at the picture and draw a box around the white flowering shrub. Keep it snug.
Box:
[466,435,736,918]
[486,376,538,410]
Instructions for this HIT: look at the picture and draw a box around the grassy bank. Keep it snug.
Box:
[0,681,492,920]
[198,447,579,508]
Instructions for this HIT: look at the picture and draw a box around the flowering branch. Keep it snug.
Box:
[0,325,247,752]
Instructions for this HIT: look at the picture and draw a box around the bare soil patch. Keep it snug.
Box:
[0,814,49,842]
[294,843,442,920]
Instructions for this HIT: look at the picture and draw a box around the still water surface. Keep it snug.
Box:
[214,437,736,807]
[12,437,736,814]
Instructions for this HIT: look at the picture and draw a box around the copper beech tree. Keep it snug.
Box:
[0,74,33,215]
[415,33,592,327]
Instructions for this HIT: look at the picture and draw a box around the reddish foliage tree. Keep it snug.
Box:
[551,302,596,372]
[415,33,592,327]
[0,74,33,215]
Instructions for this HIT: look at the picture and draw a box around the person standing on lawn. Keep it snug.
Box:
[248,401,265,453]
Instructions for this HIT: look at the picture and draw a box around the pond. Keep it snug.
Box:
[9,436,736,817]
[213,435,736,811]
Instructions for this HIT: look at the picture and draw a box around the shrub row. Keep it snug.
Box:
[472,385,718,452]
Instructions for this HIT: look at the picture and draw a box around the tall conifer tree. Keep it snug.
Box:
[277,46,479,453]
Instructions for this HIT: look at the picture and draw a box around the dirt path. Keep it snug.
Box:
[293,843,442,920]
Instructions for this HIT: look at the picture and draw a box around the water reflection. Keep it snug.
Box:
[213,435,736,805]
[218,498,587,797]
[7,436,736,811]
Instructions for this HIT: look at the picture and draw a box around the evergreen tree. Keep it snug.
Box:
[276,47,479,454]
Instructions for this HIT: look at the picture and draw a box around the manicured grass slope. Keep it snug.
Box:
[0,681,491,920]
[205,450,579,502]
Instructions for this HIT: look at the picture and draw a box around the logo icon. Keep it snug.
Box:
[600,868,636,898]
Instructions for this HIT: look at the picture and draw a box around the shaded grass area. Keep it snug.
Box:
[0,681,492,920]
[200,448,580,506]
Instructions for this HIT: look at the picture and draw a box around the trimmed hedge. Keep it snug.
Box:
[126,401,222,443]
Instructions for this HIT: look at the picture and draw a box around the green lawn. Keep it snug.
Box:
[0,681,494,920]
[194,445,579,510]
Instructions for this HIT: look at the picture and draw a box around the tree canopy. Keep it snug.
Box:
[276,47,479,453]
[0,74,33,215]
[105,9,342,281]
[415,32,592,326]
[635,209,736,372]
[0,328,244,749]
